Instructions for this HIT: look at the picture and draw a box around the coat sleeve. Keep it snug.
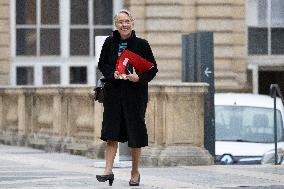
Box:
[138,41,158,84]
[98,37,115,80]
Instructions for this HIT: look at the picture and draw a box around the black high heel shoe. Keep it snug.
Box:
[96,174,114,186]
[129,174,140,186]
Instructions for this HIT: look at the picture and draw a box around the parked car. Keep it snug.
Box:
[215,93,284,164]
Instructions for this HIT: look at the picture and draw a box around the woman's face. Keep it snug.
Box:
[115,12,133,40]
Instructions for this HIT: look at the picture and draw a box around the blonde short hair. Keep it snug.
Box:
[114,9,134,25]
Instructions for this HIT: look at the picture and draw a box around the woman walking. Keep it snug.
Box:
[96,9,158,186]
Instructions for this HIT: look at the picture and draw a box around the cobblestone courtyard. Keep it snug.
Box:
[0,144,284,189]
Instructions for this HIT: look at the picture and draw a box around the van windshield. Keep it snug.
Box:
[215,105,284,143]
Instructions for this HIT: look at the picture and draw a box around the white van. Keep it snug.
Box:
[215,93,284,164]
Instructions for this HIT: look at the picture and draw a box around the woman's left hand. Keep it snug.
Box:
[125,73,139,82]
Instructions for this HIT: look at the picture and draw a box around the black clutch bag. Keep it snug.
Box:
[94,76,105,103]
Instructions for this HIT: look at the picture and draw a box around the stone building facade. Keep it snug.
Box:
[1,0,284,93]
[0,0,9,85]
[125,0,248,92]
[0,0,247,92]
[2,0,284,166]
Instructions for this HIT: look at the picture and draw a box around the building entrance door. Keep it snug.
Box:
[259,70,284,95]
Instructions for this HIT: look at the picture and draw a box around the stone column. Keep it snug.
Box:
[0,92,3,132]
[17,92,26,135]
[53,93,62,136]
[92,101,105,158]
[17,89,33,145]
[47,90,65,152]
[141,82,213,166]
[94,102,103,143]
[231,0,247,88]
[0,0,10,85]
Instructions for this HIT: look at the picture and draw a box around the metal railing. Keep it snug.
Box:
[269,84,284,165]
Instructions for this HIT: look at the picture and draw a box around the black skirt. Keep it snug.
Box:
[100,81,148,148]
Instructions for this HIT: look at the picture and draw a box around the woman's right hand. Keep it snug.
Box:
[114,71,121,79]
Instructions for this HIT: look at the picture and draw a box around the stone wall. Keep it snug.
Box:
[0,0,10,85]
[0,83,213,166]
[196,0,247,91]
[0,87,101,156]
[142,82,213,166]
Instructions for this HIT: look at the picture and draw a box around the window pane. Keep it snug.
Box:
[16,0,36,24]
[40,29,60,55]
[94,0,113,25]
[43,66,60,84]
[248,27,268,55]
[70,67,87,84]
[93,29,112,55]
[70,29,89,55]
[257,0,267,26]
[41,0,59,24]
[271,0,284,27]
[246,0,267,27]
[16,67,34,85]
[271,28,284,54]
[71,0,88,25]
[215,105,283,142]
[16,29,36,55]
[94,28,112,36]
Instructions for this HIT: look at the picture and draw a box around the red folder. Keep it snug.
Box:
[116,49,154,74]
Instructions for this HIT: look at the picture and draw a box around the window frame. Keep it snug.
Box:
[246,0,284,63]
[11,0,122,86]
[246,0,284,94]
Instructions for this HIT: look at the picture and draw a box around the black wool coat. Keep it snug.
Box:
[98,30,158,147]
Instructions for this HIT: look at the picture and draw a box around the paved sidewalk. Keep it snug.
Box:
[0,144,284,189]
